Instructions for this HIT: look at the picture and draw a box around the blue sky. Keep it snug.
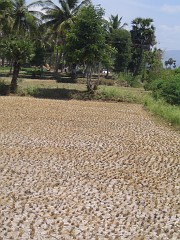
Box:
[28,0,180,51]
[92,0,180,51]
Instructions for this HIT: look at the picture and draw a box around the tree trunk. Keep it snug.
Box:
[11,61,20,93]
[9,59,13,74]
[86,65,93,92]
[94,62,100,90]
[133,48,143,76]
[54,48,59,73]
[2,58,5,67]
[71,63,77,82]
[106,67,109,78]
[55,49,62,74]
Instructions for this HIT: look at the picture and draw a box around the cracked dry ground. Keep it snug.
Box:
[0,97,179,240]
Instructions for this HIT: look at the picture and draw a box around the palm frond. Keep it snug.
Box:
[73,0,91,14]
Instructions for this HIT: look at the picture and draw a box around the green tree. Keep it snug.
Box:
[145,48,163,81]
[0,37,34,92]
[4,0,41,36]
[0,0,40,90]
[35,0,90,72]
[110,29,132,73]
[0,0,13,32]
[0,0,13,66]
[130,18,156,77]
[65,5,109,91]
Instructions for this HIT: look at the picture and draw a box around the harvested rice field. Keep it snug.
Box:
[0,96,179,240]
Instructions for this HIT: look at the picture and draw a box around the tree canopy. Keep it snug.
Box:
[0,0,165,92]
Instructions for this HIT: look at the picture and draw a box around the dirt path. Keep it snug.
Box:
[0,97,179,240]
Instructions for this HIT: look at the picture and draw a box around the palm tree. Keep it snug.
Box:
[34,0,91,72]
[40,0,90,32]
[108,14,127,33]
[130,17,156,76]
[131,17,156,50]
[0,1,15,37]
[10,0,43,36]
[0,0,13,66]
[0,0,43,91]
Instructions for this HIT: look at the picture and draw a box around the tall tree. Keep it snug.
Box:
[0,0,13,66]
[36,0,91,72]
[145,48,163,81]
[0,0,13,32]
[65,5,110,91]
[40,0,90,32]
[0,0,40,91]
[130,18,156,76]
[110,29,131,73]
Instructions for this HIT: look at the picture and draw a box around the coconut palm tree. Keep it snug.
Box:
[10,0,43,36]
[108,14,127,33]
[39,0,91,32]
[34,0,91,72]
[0,0,44,91]
[0,0,13,66]
[0,0,13,35]
[0,0,43,38]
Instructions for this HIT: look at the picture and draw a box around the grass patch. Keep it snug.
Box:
[95,86,146,103]
[144,96,180,129]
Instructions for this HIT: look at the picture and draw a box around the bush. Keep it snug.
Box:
[147,75,180,105]
[16,86,40,96]
[114,73,142,88]
[146,69,173,83]
[97,87,142,103]
[98,78,115,86]
[160,76,180,105]
[0,80,10,95]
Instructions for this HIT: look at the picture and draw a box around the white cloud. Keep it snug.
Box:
[161,4,180,13]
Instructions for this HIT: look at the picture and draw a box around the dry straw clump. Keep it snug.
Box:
[0,96,179,239]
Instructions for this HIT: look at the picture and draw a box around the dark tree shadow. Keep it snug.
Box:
[30,88,93,100]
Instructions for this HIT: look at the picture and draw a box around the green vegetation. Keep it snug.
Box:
[144,97,180,128]
[0,79,10,95]
[96,86,145,103]
[66,5,111,91]
[145,69,180,105]
[0,0,158,92]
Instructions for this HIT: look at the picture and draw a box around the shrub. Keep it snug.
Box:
[160,76,180,105]
[16,86,40,96]
[114,73,142,88]
[97,87,142,103]
[147,75,180,105]
[0,80,10,95]
[98,78,115,86]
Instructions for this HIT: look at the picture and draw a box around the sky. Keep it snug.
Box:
[28,0,180,51]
